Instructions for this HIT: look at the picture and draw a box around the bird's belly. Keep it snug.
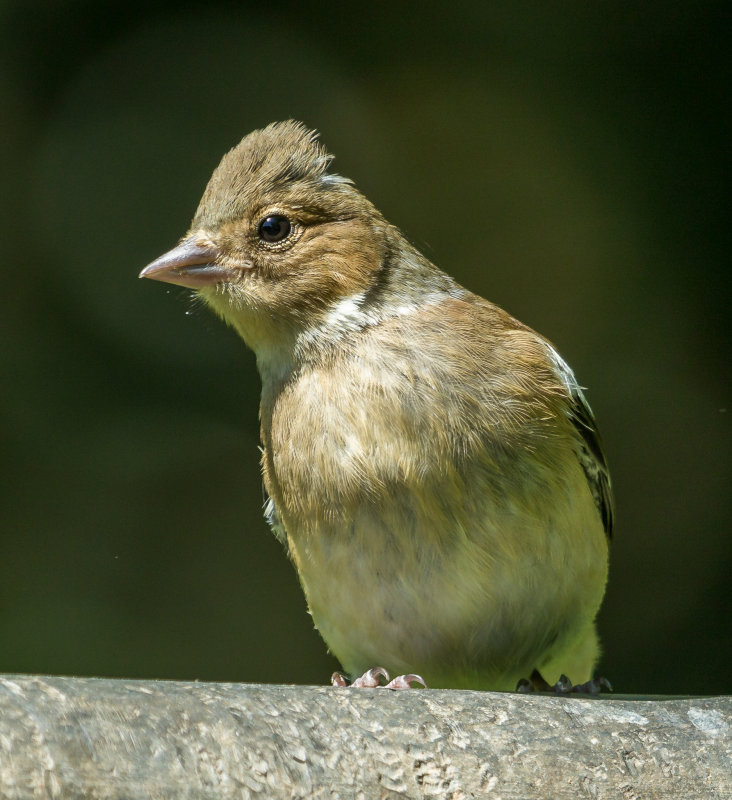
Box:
[285,480,608,689]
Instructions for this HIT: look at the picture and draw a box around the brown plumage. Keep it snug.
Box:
[141,121,612,690]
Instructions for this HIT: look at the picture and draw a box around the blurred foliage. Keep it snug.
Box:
[0,0,729,694]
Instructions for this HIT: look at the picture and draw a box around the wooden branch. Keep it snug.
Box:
[0,675,729,799]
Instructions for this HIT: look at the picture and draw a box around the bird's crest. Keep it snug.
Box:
[193,121,351,229]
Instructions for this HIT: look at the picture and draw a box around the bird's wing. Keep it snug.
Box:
[547,345,614,540]
[264,493,290,550]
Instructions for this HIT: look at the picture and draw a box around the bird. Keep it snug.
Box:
[140,120,613,692]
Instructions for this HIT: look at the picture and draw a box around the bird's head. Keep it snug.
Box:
[140,121,392,366]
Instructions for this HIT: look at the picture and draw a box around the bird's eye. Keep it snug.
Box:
[258,215,292,243]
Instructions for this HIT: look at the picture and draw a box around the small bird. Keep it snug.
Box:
[140,121,612,691]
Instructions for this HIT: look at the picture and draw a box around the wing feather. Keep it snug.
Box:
[547,345,614,539]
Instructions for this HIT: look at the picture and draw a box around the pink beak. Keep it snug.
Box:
[139,238,236,288]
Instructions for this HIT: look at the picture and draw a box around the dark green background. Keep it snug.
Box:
[1,1,729,694]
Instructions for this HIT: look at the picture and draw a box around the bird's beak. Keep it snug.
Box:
[139,238,236,288]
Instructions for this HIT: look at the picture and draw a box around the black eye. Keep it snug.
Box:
[258,215,292,243]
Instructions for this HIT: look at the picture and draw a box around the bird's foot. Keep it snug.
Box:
[516,669,612,695]
[331,667,427,689]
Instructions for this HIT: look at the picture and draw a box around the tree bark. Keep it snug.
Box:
[0,674,729,799]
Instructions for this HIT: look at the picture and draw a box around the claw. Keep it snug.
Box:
[516,669,551,693]
[331,671,350,687]
[571,676,613,694]
[385,673,427,689]
[351,667,390,687]
[331,667,427,689]
[554,674,574,694]
[516,669,612,695]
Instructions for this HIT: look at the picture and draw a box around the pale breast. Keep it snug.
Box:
[261,305,609,684]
